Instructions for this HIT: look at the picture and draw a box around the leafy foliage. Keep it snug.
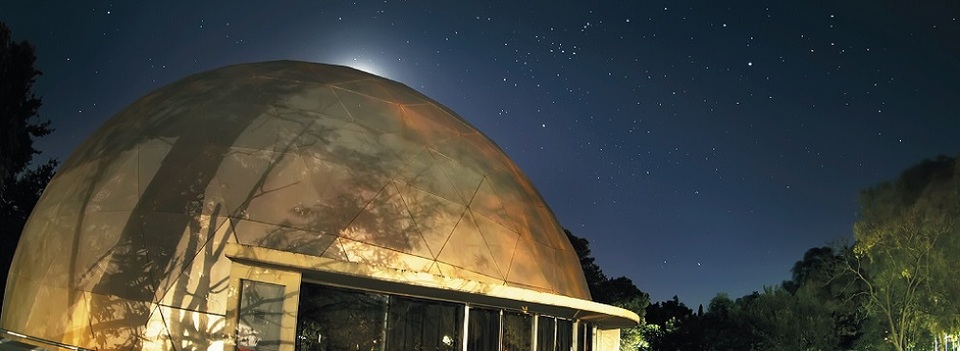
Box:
[848,155,960,351]
[640,247,874,351]
[642,296,704,351]
[626,155,960,351]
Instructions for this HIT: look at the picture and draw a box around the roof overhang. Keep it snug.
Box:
[226,243,639,328]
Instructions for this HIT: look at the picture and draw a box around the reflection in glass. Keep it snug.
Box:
[556,319,572,351]
[296,283,387,351]
[467,308,500,351]
[536,317,555,351]
[576,323,593,351]
[385,296,462,351]
[292,281,587,351]
[238,280,285,351]
[502,311,532,351]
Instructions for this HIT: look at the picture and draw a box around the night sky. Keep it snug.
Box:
[4,1,960,308]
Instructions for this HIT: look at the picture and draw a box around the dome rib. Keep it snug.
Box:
[3,62,593,348]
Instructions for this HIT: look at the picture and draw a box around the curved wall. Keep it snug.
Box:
[1,61,614,351]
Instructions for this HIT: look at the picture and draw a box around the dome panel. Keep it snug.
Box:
[293,116,352,159]
[393,182,463,258]
[433,133,505,180]
[341,180,433,260]
[156,305,227,351]
[86,291,152,350]
[238,153,315,227]
[334,87,406,134]
[505,237,554,292]
[72,211,128,290]
[321,238,351,261]
[3,62,594,349]
[143,305,175,351]
[136,139,175,197]
[437,210,504,280]
[273,85,342,115]
[87,148,139,213]
[44,160,100,219]
[298,155,372,232]
[229,112,308,151]
[468,176,512,231]
[335,78,428,105]
[398,104,459,147]
[398,149,467,206]
[433,152,486,205]
[158,221,233,315]
[106,211,192,302]
[472,210,521,279]
[216,149,286,217]
[12,282,74,343]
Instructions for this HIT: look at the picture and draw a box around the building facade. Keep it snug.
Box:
[0,61,637,351]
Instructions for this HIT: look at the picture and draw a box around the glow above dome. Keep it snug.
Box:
[2,62,593,348]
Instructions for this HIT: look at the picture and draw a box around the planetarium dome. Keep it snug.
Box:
[1,61,637,351]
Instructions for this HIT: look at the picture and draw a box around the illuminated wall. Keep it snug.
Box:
[1,61,637,351]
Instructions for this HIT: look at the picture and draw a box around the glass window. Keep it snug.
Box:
[238,280,285,351]
[556,319,572,351]
[576,323,593,351]
[536,316,555,351]
[291,281,589,351]
[385,296,462,351]
[502,311,532,351]
[295,283,388,351]
[467,307,500,351]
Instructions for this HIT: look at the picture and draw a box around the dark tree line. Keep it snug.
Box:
[640,246,874,351]
[0,22,58,309]
[638,155,960,351]
[4,20,959,351]
[566,229,651,350]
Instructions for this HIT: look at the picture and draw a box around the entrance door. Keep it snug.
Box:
[226,264,301,351]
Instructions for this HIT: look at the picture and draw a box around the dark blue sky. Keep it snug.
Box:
[4,1,960,307]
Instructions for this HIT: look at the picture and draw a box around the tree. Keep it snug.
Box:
[565,229,650,350]
[642,296,705,351]
[566,229,610,299]
[700,293,756,351]
[744,286,842,351]
[847,155,960,351]
[785,246,872,350]
[0,22,52,187]
[0,21,57,308]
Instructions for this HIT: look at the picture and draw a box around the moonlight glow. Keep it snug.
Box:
[334,55,392,79]
[3,1,960,309]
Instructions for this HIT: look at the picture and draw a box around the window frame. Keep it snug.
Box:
[225,263,302,351]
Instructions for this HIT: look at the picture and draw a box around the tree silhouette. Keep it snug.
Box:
[75,73,428,351]
[565,229,649,350]
[0,21,57,312]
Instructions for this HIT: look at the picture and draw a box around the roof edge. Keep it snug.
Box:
[225,243,639,328]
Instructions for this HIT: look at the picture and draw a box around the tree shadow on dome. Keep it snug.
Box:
[71,73,297,351]
[10,63,564,351]
[66,74,452,351]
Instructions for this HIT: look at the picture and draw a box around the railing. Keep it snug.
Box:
[0,329,93,351]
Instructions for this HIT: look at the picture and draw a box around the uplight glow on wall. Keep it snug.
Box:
[1,61,637,351]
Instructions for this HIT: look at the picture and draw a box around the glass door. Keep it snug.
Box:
[227,264,301,351]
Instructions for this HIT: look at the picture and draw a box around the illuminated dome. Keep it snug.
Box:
[1,61,636,351]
